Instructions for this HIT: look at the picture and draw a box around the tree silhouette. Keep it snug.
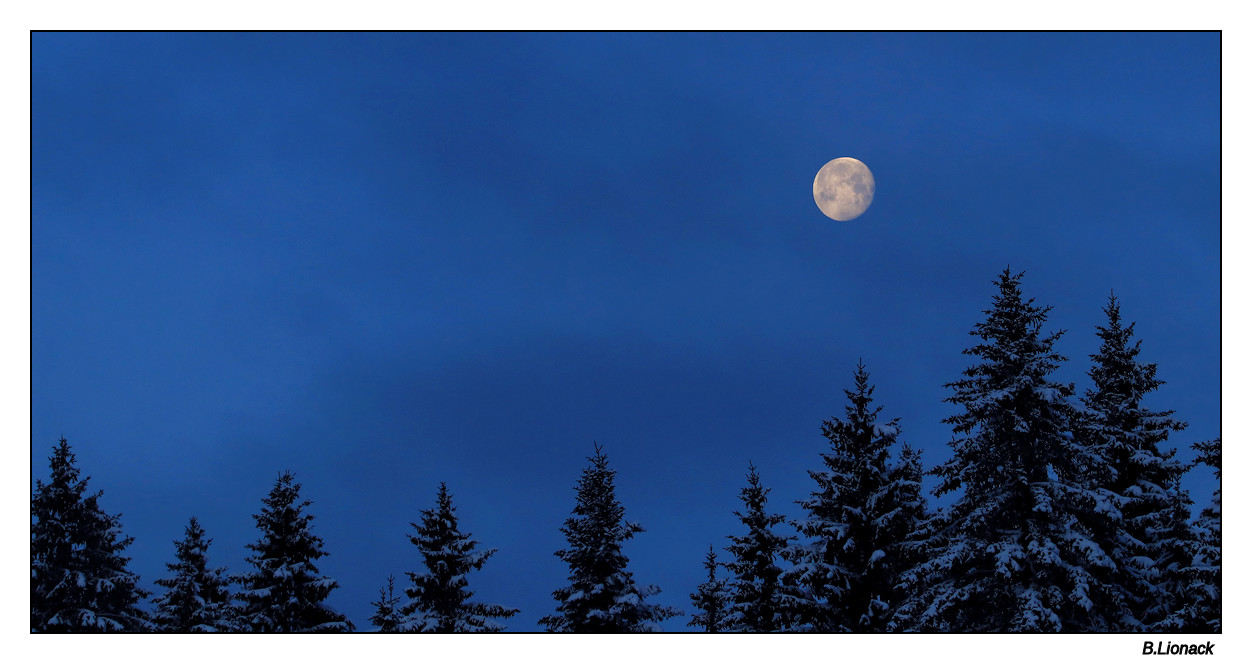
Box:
[541,444,679,632]
[31,437,149,633]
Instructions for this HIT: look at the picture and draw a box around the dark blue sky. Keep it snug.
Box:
[32,32,1220,632]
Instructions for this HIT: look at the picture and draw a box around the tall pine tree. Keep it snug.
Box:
[152,516,237,632]
[785,362,927,632]
[899,268,1119,632]
[723,463,794,632]
[689,545,730,632]
[402,482,519,632]
[1079,294,1190,629]
[31,437,150,633]
[540,444,679,632]
[235,471,352,633]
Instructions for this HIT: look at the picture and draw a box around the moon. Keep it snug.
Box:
[813,157,875,221]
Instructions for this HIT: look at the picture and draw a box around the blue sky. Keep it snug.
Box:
[31,32,1220,632]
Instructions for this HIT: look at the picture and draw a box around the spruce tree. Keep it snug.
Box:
[724,463,793,632]
[785,362,927,632]
[31,437,150,633]
[1079,294,1190,629]
[540,444,679,632]
[369,574,405,633]
[1151,479,1202,632]
[876,442,928,629]
[402,482,519,632]
[152,516,237,632]
[235,471,352,632]
[899,268,1118,632]
[1171,438,1220,632]
[689,545,730,632]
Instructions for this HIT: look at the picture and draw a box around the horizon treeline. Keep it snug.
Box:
[30,268,1221,633]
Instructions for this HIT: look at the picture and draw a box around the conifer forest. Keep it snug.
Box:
[31,269,1221,634]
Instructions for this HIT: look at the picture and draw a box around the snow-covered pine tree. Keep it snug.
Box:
[31,437,150,633]
[1172,438,1220,632]
[689,545,731,632]
[898,268,1119,632]
[369,574,405,633]
[540,444,679,632]
[1151,478,1202,632]
[724,463,794,632]
[152,516,237,632]
[784,362,927,632]
[402,482,519,632]
[876,442,928,630]
[235,471,352,633]
[1079,294,1190,629]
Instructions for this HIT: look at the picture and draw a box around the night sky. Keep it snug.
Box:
[31,32,1220,633]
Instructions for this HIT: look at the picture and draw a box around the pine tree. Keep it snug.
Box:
[1152,479,1201,631]
[402,482,519,632]
[724,463,794,632]
[369,574,405,633]
[784,362,927,632]
[899,268,1119,632]
[1079,294,1190,629]
[235,471,352,633]
[152,516,237,632]
[31,437,150,633]
[876,442,929,629]
[540,444,679,632]
[689,545,731,632]
[1172,438,1220,632]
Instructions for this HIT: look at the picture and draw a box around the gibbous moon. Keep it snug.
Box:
[813,157,875,221]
